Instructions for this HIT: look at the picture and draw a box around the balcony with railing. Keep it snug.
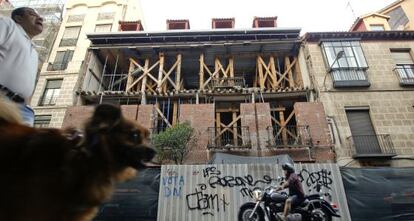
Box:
[394,65,414,86]
[267,125,311,148]
[212,77,246,89]
[330,68,370,88]
[59,38,78,47]
[97,12,115,21]
[207,126,251,150]
[67,14,85,23]
[347,134,397,158]
[47,62,68,71]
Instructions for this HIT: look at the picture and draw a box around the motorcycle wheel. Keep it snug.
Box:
[310,208,332,221]
[238,203,265,221]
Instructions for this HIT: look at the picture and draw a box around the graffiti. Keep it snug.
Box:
[299,168,333,190]
[186,187,229,216]
[203,166,221,178]
[240,187,254,198]
[209,175,274,188]
[162,175,185,197]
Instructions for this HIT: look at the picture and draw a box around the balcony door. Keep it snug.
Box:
[346,109,381,155]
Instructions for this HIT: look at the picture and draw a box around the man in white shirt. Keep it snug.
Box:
[0,7,43,126]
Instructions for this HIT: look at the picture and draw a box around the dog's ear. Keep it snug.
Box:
[91,104,122,130]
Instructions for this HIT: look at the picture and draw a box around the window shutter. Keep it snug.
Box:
[391,51,414,65]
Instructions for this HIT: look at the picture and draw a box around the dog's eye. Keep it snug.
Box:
[130,132,140,143]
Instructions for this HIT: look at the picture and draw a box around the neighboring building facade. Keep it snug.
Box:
[60,17,336,164]
[302,31,414,167]
[30,0,145,128]
[0,0,64,69]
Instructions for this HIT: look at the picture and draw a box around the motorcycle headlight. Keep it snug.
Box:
[253,189,263,201]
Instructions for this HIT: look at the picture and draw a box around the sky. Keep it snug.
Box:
[140,0,396,33]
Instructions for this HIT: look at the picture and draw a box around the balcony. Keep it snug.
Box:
[394,65,414,86]
[212,77,246,89]
[331,68,370,88]
[97,12,115,21]
[267,125,311,148]
[67,14,85,23]
[47,62,68,71]
[59,38,78,47]
[347,134,397,158]
[207,126,251,150]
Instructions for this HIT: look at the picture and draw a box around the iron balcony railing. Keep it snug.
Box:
[347,134,396,158]
[330,67,370,88]
[212,77,246,89]
[97,12,115,21]
[207,126,251,149]
[47,62,69,71]
[394,65,414,86]
[67,14,85,22]
[267,125,311,148]
[59,38,78,47]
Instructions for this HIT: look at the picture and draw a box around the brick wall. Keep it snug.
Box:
[294,102,335,162]
[179,104,215,164]
[136,104,155,129]
[240,103,272,155]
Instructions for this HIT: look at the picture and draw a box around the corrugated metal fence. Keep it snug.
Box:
[157,164,351,221]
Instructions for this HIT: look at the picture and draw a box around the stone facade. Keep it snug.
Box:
[303,37,414,167]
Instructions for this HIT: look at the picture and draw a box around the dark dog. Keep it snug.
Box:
[0,100,156,221]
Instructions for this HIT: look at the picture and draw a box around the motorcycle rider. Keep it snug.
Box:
[275,163,305,221]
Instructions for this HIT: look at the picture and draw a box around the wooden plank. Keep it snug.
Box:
[269,56,278,89]
[126,59,135,92]
[279,110,288,145]
[216,112,221,146]
[155,107,172,127]
[294,56,303,86]
[256,56,265,89]
[140,59,150,92]
[271,107,286,111]
[175,54,182,90]
[157,53,165,92]
[232,111,238,146]
[199,54,204,89]
[172,101,178,126]
[229,56,234,77]
[285,57,295,87]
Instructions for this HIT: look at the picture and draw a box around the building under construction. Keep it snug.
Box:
[63,17,335,163]
[0,0,64,64]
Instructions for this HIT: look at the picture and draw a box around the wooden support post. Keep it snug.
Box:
[172,101,178,126]
[257,56,265,89]
[229,56,234,78]
[216,112,221,146]
[294,56,303,87]
[215,57,221,79]
[232,111,238,146]
[157,53,165,93]
[175,54,182,90]
[199,54,205,89]
[279,109,288,145]
[126,59,135,92]
[141,59,150,93]
[285,57,295,87]
[269,56,278,89]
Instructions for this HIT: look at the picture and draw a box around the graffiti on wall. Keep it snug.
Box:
[157,164,350,221]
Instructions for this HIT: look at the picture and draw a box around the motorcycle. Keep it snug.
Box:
[238,181,340,221]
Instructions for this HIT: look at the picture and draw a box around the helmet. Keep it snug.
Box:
[282,163,295,173]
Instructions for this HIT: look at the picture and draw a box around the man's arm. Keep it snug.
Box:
[0,17,13,45]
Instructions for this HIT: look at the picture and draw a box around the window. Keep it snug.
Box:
[95,24,112,32]
[391,50,414,85]
[39,79,63,106]
[321,41,370,87]
[386,6,409,30]
[370,24,385,31]
[59,26,81,46]
[34,115,51,128]
[49,50,74,71]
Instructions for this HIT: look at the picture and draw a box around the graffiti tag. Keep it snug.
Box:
[299,169,333,190]
[186,188,229,216]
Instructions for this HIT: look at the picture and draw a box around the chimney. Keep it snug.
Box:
[118,20,144,31]
[252,16,277,28]
[166,19,190,30]
[212,18,235,29]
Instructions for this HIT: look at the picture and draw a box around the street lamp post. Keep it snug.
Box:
[322,50,345,90]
